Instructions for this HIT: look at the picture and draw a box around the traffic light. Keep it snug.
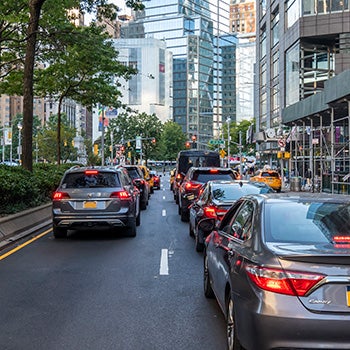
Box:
[185,141,191,148]
[191,134,197,142]
[120,145,125,153]
[93,144,98,155]
[152,138,156,144]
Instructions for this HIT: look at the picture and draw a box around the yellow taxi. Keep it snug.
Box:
[138,165,154,193]
[249,168,282,192]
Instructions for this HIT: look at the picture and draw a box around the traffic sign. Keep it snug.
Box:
[278,138,286,148]
[209,139,225,145]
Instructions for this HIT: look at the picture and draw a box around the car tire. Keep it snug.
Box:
[195,229,205,252]
[53,226,67,239]
[227,295,243,350]
[136,211,141,226]
[204,253,214,298]
[140,200,147,210]
[180,207,189,222]
[126,218,137,237]
[175,193,179,204]
[189,222,194,237]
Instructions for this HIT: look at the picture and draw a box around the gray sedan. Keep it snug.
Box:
[201,192,350,350]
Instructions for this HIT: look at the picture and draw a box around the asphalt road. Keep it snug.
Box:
[0,173,226,350]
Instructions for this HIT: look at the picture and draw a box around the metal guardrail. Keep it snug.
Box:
[0,203,52,248]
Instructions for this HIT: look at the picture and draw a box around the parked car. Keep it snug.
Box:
[52,166,140,239]
[201,192,350,350]
[178,167,238,222]
[150,170,161,190]
[120,165,150,210]
[249,168,282,191]
[189,180,274,251]
[138,165,154,193]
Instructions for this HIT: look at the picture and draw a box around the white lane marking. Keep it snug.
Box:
[162,209,166,216]
[159,249,169,275]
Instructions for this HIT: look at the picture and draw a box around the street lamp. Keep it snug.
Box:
[226,117,231,168]
[17,122,22,164]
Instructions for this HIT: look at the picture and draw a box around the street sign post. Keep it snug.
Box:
[209,139,225,145]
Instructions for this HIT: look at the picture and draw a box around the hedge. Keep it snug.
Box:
[0,163,74,215]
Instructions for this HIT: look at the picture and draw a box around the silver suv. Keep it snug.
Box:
[52,166,140,238]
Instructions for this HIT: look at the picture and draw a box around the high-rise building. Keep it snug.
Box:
[230,0,256,34]
[255,0,350,189]
[120,0,232,147]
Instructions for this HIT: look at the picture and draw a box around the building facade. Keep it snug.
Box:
[120,0,232,148]
[255,0,350,191]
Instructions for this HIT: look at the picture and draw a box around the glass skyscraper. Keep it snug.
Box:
[121,0,233,148]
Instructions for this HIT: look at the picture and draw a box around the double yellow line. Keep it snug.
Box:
[0,228,51,261]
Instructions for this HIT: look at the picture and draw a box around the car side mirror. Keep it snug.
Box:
[198,218,216,235]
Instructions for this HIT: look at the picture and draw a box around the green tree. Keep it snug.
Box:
[1,0,145,171]
[37,114,77,163]
[35,23,136,165]
[158,121,186,160]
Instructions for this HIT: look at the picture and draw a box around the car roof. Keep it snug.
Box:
[64,166,119,174]
[243,192,350,204]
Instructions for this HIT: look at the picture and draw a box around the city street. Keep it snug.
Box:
[0,174,226,350]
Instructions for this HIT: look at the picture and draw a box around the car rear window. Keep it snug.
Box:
[261,172,279,178]
[126,168,141,179]
[193,171,235,183]
[212,184,273,201]
[265,201,350,244]
[61,172,121,188]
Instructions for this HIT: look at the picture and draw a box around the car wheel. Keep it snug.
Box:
[180,207,189,222]
[140,200,147,210]
[126,218,137,237]
[53,226,67,239]
[136,211,141,226]
[227,295,243,350]
[189,222,194,237]
[203,253,214,298]
[195,229,205,252]
[175,193,179,204]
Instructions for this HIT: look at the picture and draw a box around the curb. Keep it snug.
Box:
[0,203,52,248]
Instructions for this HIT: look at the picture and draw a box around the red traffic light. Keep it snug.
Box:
[185,141,191,148]
[152,138,156,144]
[191,134,197,141]
[120,145,125,152]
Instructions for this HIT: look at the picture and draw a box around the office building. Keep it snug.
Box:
[255,0,350,192]
[120,0,232,147]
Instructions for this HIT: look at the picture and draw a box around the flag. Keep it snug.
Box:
[98,107,109,131]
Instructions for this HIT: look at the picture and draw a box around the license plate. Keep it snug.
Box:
[83,201,97,209]
[187,194,195,200]
[347,286,350,307]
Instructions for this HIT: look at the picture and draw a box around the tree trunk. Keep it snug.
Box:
[22,0,45,171]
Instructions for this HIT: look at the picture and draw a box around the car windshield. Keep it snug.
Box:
[265,201,350,244]
[193,172,235,183]
[261,172,279,178]
[212,184,273,201]
[61,172,121,188]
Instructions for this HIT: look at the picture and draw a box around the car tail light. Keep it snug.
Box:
[245,265,325,296]
[209,169,218,173]
[110,190,131,199]
[333,235,350,243]
[53,191,70,200]
[85,170,98,175]
[176,174,182,180]
[203,206,217,219]
[185,182,202,191]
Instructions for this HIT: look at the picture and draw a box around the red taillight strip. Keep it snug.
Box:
[110,190,131,199]
[85,170,98,175]
[53,191,70,200]
[245,264,325,296]
[203,206,217,219]
[185,182,202,190]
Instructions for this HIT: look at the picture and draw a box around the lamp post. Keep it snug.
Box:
[17,122,22,164]
[226,117,231,168]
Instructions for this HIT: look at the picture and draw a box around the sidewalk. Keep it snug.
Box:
[0,203,52,249]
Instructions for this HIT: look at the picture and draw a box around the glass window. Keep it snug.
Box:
[229,201,254,241]
[271,11,279,47]
[302,0,316,15]
[286,0,300,29]
[62,172,120,188]
[317,0,330,13]
[260,28,267,58]
[285,42,300,106]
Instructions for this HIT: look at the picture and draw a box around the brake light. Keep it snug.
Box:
[110,191,131,199]
[203,206,217,219]
[209,169,218,173]
[333,235,350,243]
[53,191,70,200]
[245,265,325,296]
[85,170,98,175]
[176,174,182,180]
[185,182,202,191]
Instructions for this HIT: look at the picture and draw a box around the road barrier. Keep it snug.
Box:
[0,203,52,248]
